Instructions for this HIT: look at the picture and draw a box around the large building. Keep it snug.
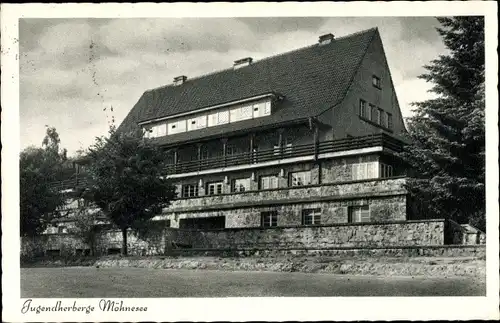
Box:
[115,27,409,230]
[35,27,487,258]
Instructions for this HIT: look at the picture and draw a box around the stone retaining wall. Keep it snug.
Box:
[177,219,445,249]
[22,228,169,258]
[22,219,448,258]
[168,245,487,258]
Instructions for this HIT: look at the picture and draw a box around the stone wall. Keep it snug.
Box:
[178,219,445,249]
[21,227,170,258]
[22,219,446,258]
[160,178,407,228]
[164,195,407,229]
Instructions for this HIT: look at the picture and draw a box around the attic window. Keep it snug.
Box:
[372,75,381,89]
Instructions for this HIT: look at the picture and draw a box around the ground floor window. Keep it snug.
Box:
[232,178,251,192]
[348,205,370,223]
[302,208,321,225]
[260,175,279,190]
[182,184,199,197]
[206,181,223,195]
[289,170,312,186]
[261,211,278,227]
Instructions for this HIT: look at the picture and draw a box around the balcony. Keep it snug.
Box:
[165,133,404,175]
[48,134,405,191]
[49,176,89,192]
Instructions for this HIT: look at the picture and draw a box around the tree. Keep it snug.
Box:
[20,127,68,236]
[82,126,176,255]
[400,17,485,230]
[68,205,101,256]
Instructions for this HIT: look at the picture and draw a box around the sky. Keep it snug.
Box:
[19,17,446,156]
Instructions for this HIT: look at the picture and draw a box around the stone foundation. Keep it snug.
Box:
[22,219,447,257]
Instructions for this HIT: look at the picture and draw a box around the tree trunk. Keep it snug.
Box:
[121,228,128,256]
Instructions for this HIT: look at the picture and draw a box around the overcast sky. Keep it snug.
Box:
[19,17,445,156]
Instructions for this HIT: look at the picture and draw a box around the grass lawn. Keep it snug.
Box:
[21,267,486,297]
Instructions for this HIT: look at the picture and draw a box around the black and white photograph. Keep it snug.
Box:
[1,2,498,322]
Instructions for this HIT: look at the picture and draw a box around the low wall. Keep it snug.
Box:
[176,219,446,249]
[22,219,451,258]
[21,227,169,258]
[171,245,486,258]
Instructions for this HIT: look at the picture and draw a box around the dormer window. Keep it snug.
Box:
[139,95,274,137]
[372,75,381,89]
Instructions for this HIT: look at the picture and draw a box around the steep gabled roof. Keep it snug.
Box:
[117,28,378,145]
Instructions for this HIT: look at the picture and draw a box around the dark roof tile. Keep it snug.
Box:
[117,28,378,145]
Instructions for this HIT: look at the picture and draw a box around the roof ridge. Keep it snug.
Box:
[149,27,378,93]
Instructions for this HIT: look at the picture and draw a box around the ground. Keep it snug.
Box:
[21,267,485,297]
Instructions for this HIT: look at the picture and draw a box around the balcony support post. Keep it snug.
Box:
[173,149,178,174]
[278,128,284,156]
[221,138,228,167]
[249,133,255,163]
[313,123,319,161]
[197,144,202,171]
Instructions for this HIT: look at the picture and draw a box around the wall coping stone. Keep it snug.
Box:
[176,218,446,232]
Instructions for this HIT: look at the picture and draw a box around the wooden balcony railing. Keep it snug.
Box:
[49,176,89,191]
[48,133,404,189]
[165,133,404,174]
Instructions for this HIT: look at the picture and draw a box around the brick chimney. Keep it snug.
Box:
[173,75,187,86]
[233,57,253,69]
[318,33,335,45]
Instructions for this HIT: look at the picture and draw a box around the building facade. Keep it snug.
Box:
[112,28,410,230]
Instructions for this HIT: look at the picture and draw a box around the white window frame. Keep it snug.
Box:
[352,162,378,180]
[349,205,370,223]
[261,211,278,227]
[260,175,279,190]
[290,171,312,187]
[207,182,223,195]
[232,178,251,192]
[182,184,199,198]
[302,208,321,225]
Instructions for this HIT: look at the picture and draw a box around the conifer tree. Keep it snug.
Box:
[401,17,485,231]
